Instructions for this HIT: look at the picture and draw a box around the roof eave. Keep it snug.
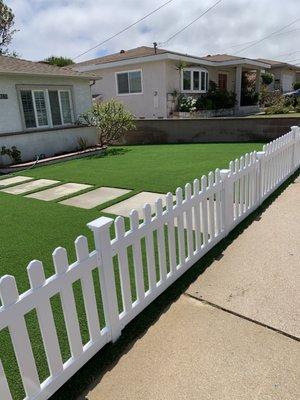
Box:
[75,52,271,72]
[0,70,98,79]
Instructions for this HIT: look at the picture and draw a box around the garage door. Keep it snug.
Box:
[282,74,294,92]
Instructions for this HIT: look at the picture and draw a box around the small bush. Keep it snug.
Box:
[259,87,282,107]
[196,89,236,110]
[261,72,274,86]
[80,100,135,147]
[1,146,22,164]
[178,96,197,112]
[293,82,300,90]
[241,90,259,106]
[265,97,293,115]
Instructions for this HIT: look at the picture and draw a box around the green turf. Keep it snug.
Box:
[0,143,265,399]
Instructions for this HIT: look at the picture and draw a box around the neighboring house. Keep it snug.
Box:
[257,58,298,92]
[0,55,98,165]
[74,46,269,119]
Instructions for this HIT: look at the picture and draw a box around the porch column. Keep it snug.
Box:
[255,69,261,93]
[235,65,242,109]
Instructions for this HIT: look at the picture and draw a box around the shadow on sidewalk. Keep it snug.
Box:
[51,169,300,400]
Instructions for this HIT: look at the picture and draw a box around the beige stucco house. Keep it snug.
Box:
[257,58,299,93]
[0,55,98,165]
[74,46,269,119]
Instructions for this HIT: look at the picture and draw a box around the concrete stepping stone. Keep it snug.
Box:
[26,183,92,201]
[0,175,33,187]
[103,191,174,219]
[1,179,59,195]
[60,187,130,209]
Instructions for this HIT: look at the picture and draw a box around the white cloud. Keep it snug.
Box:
[5,0,300,64]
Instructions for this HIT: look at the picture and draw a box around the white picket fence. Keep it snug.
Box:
[0,126,300,400]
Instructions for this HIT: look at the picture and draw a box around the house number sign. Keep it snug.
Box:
[0,94,8,99]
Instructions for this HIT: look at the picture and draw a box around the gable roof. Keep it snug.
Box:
[75,46,269,70]
[256,58,299,70]
[75,46,169,67]
[0,55,98,79]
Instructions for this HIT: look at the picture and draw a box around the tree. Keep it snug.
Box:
[80,100,136,147]
[44,56,74,67]
[0,0,17,55]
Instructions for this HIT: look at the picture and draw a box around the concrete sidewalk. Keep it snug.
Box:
[85,176,300,400]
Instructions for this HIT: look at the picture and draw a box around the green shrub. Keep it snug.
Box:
[261,72,274,86]
[293,82,300,90]
[241,90,259,106]
[265,97,293,115]
[196,89,236,110]
[178,95,197,112]
[1,146,22,164]
[80,100,135,147]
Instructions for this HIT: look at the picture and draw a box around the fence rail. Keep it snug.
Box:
[1,126,300,400]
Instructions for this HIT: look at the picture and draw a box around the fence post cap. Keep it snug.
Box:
[256,151,266,159]
[220,169,230,180]
[87,216,114,231]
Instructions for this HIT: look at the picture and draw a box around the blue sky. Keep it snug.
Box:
[5,0,300,64]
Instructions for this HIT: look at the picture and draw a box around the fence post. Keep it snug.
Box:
[220,168,234,235]
[87,216,121,342]
[291,126,298,172]
[256,151,266,205]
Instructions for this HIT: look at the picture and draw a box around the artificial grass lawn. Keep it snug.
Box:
[0,143,265,399]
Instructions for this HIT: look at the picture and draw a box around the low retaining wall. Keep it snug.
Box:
[122,116,300,144]
[0,125,98,166]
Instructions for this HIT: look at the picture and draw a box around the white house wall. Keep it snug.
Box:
[0,75,92,134]
[90,61,168,118]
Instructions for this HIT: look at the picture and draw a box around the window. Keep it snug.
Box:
[116,70,142,94]
[218,73,228,91]
[181,68,208,93]
[20,88,73,129]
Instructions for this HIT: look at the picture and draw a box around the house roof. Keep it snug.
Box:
[75,46,269,70]
[256,58,299,70]
[200,54,243,62]
[0,55,99,79]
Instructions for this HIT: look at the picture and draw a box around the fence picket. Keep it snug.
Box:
[115,217,132,314]
[208,172,215,240]
[166,192,177,274]
[0,360,12,400]
[75,236,101,342]
[193,179,202,251]
[185,183,194,258]
[155,198,168,282]
[53,248,83,358]
[176,187,186,267]
[27,260,63,378]
[214,169,222,235]
[0,276,40,398]
[130,210,145,302]
[200,176,209,245]
[143,204,157,291]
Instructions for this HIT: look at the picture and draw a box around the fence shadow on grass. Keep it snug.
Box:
[51,169,299,400]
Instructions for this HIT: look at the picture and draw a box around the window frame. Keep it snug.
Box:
[115,69,143,96]
[181,67,209,93]
[18,86,75,131]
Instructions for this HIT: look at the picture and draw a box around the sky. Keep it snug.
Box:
[4,0,300,64]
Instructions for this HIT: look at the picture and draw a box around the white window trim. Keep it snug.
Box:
[115,69,143,96]
[32,90,50,128]
[20,88,74,130]
[181,67,209,93]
